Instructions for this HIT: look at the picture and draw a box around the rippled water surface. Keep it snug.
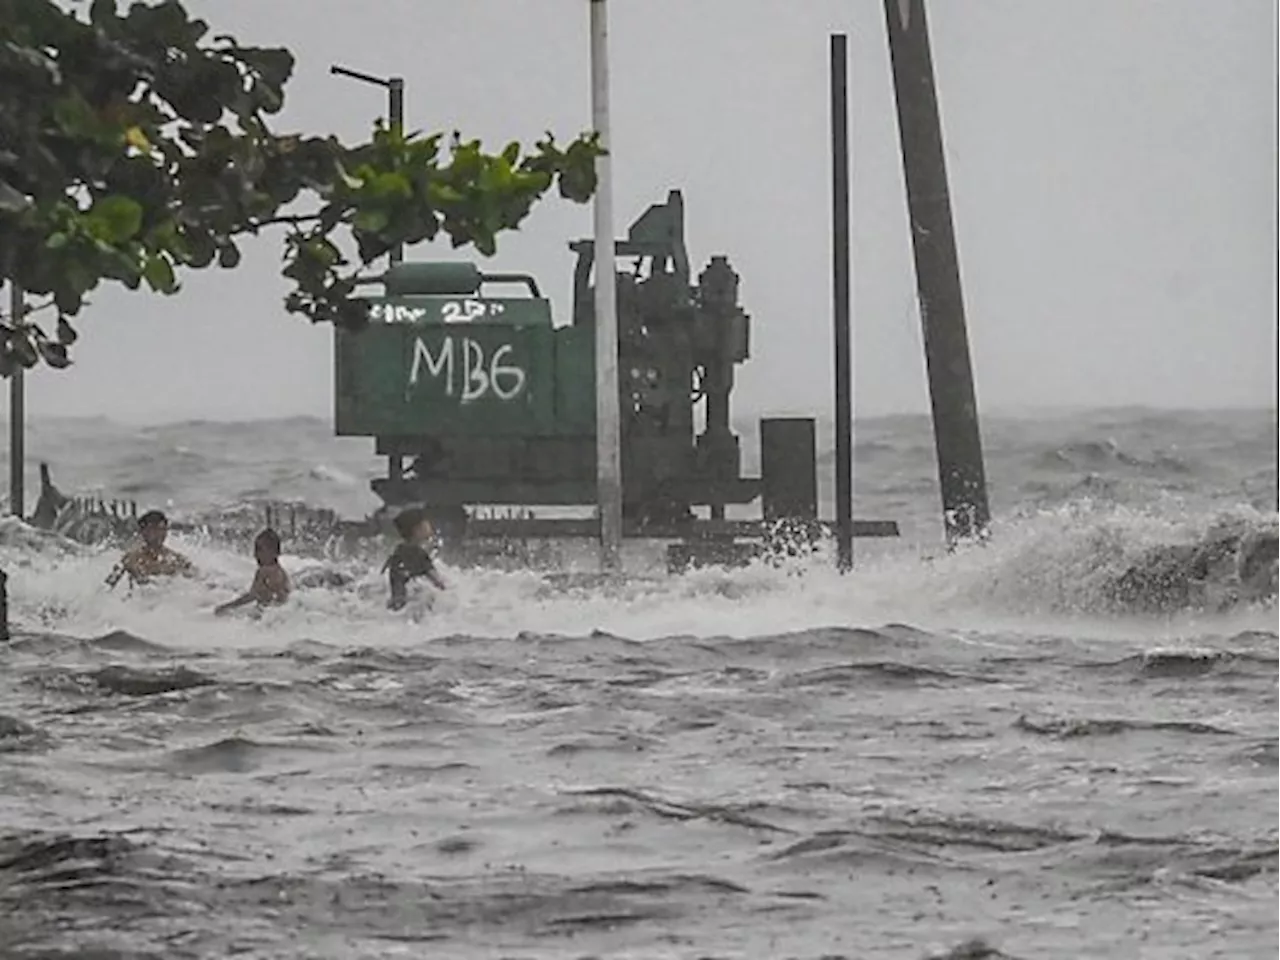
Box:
[0,408,1276,958]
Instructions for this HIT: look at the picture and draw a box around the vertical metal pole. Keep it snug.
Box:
[589,0,623,573]
[830,34,853,573]
[8,282,24,518]
[883,0,990,545]
[388,76,406,266]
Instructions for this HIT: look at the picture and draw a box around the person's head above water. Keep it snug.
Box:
[138,510,168,548]
[393,507,433,544]
[254,528,282,565]
[1233,529,1280,583]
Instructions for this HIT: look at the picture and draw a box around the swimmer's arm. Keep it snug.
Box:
[105,550,140,588]
[417,549,446,591]
[217,571,261,614]
[216,569,280,615]
[215,591,255,616]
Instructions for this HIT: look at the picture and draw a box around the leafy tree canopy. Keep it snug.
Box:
[0,0,602,375]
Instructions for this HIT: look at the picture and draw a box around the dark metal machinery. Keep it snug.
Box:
[568,190,754,526]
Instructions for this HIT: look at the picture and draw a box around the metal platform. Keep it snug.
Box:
[461,517,899,540]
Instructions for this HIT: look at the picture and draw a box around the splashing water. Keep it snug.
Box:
[0,408,1275,958]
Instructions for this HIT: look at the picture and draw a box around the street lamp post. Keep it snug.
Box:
[330,64,406,265]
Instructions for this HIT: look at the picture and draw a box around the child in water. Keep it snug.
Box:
[384,507,447,610]
[105,510,195,589]
[215,528,291,616]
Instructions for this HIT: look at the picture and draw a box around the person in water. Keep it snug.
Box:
[384,507,447,610]
[105,510,195,589]
[215,528,291,616]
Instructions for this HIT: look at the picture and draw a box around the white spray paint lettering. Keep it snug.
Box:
[369,303,428,323]
[409,336,527,402]
[441,299,507,323]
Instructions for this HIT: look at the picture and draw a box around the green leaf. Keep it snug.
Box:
[367,172,411,200]
[90,0,118,28]
[52,93,100,138]
[334,161,363,190]
[217,243,241,269]
[236,46,295,90]
[9,331,39,369]
[37,339,72,369]
[301,237,341,268]
[86,195,144,243]
[427,183,464,205]
[352,208,389,233]
[184,229,217,268]
[143,254,178,294]
[54,286,82,317]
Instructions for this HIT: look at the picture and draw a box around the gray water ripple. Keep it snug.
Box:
[1,620,1276,958]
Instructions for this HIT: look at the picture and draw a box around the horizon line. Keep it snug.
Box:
[2,401,1276,430]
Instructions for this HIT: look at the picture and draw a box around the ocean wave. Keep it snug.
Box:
[0,411,1274,959]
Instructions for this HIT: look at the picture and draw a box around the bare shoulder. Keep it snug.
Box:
[262,566,289,589]
[118,546,147,570]
[166,548,196,572]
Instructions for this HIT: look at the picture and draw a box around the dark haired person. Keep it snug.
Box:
[384,507,447,611]
[104,510,196,589]
[215,528,291,616]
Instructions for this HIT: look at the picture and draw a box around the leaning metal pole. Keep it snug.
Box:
[8,281,23,518]
[589,0,623,572]
[883,0,990,545]
[830,34,854,573]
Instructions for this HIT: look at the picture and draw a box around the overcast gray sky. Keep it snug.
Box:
[23,0,1279,422]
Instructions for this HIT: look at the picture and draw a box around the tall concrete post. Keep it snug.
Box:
[883,0,991,544]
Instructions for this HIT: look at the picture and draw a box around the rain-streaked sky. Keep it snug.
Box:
[21,0,1279,422]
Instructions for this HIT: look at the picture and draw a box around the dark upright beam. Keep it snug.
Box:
[8,281,24,518]
[388,77,405,265]
[830,34,854,572]
[883,0,991,544]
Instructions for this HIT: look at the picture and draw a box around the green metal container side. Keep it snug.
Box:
[552,324,597,434]
[335,312,559,439]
